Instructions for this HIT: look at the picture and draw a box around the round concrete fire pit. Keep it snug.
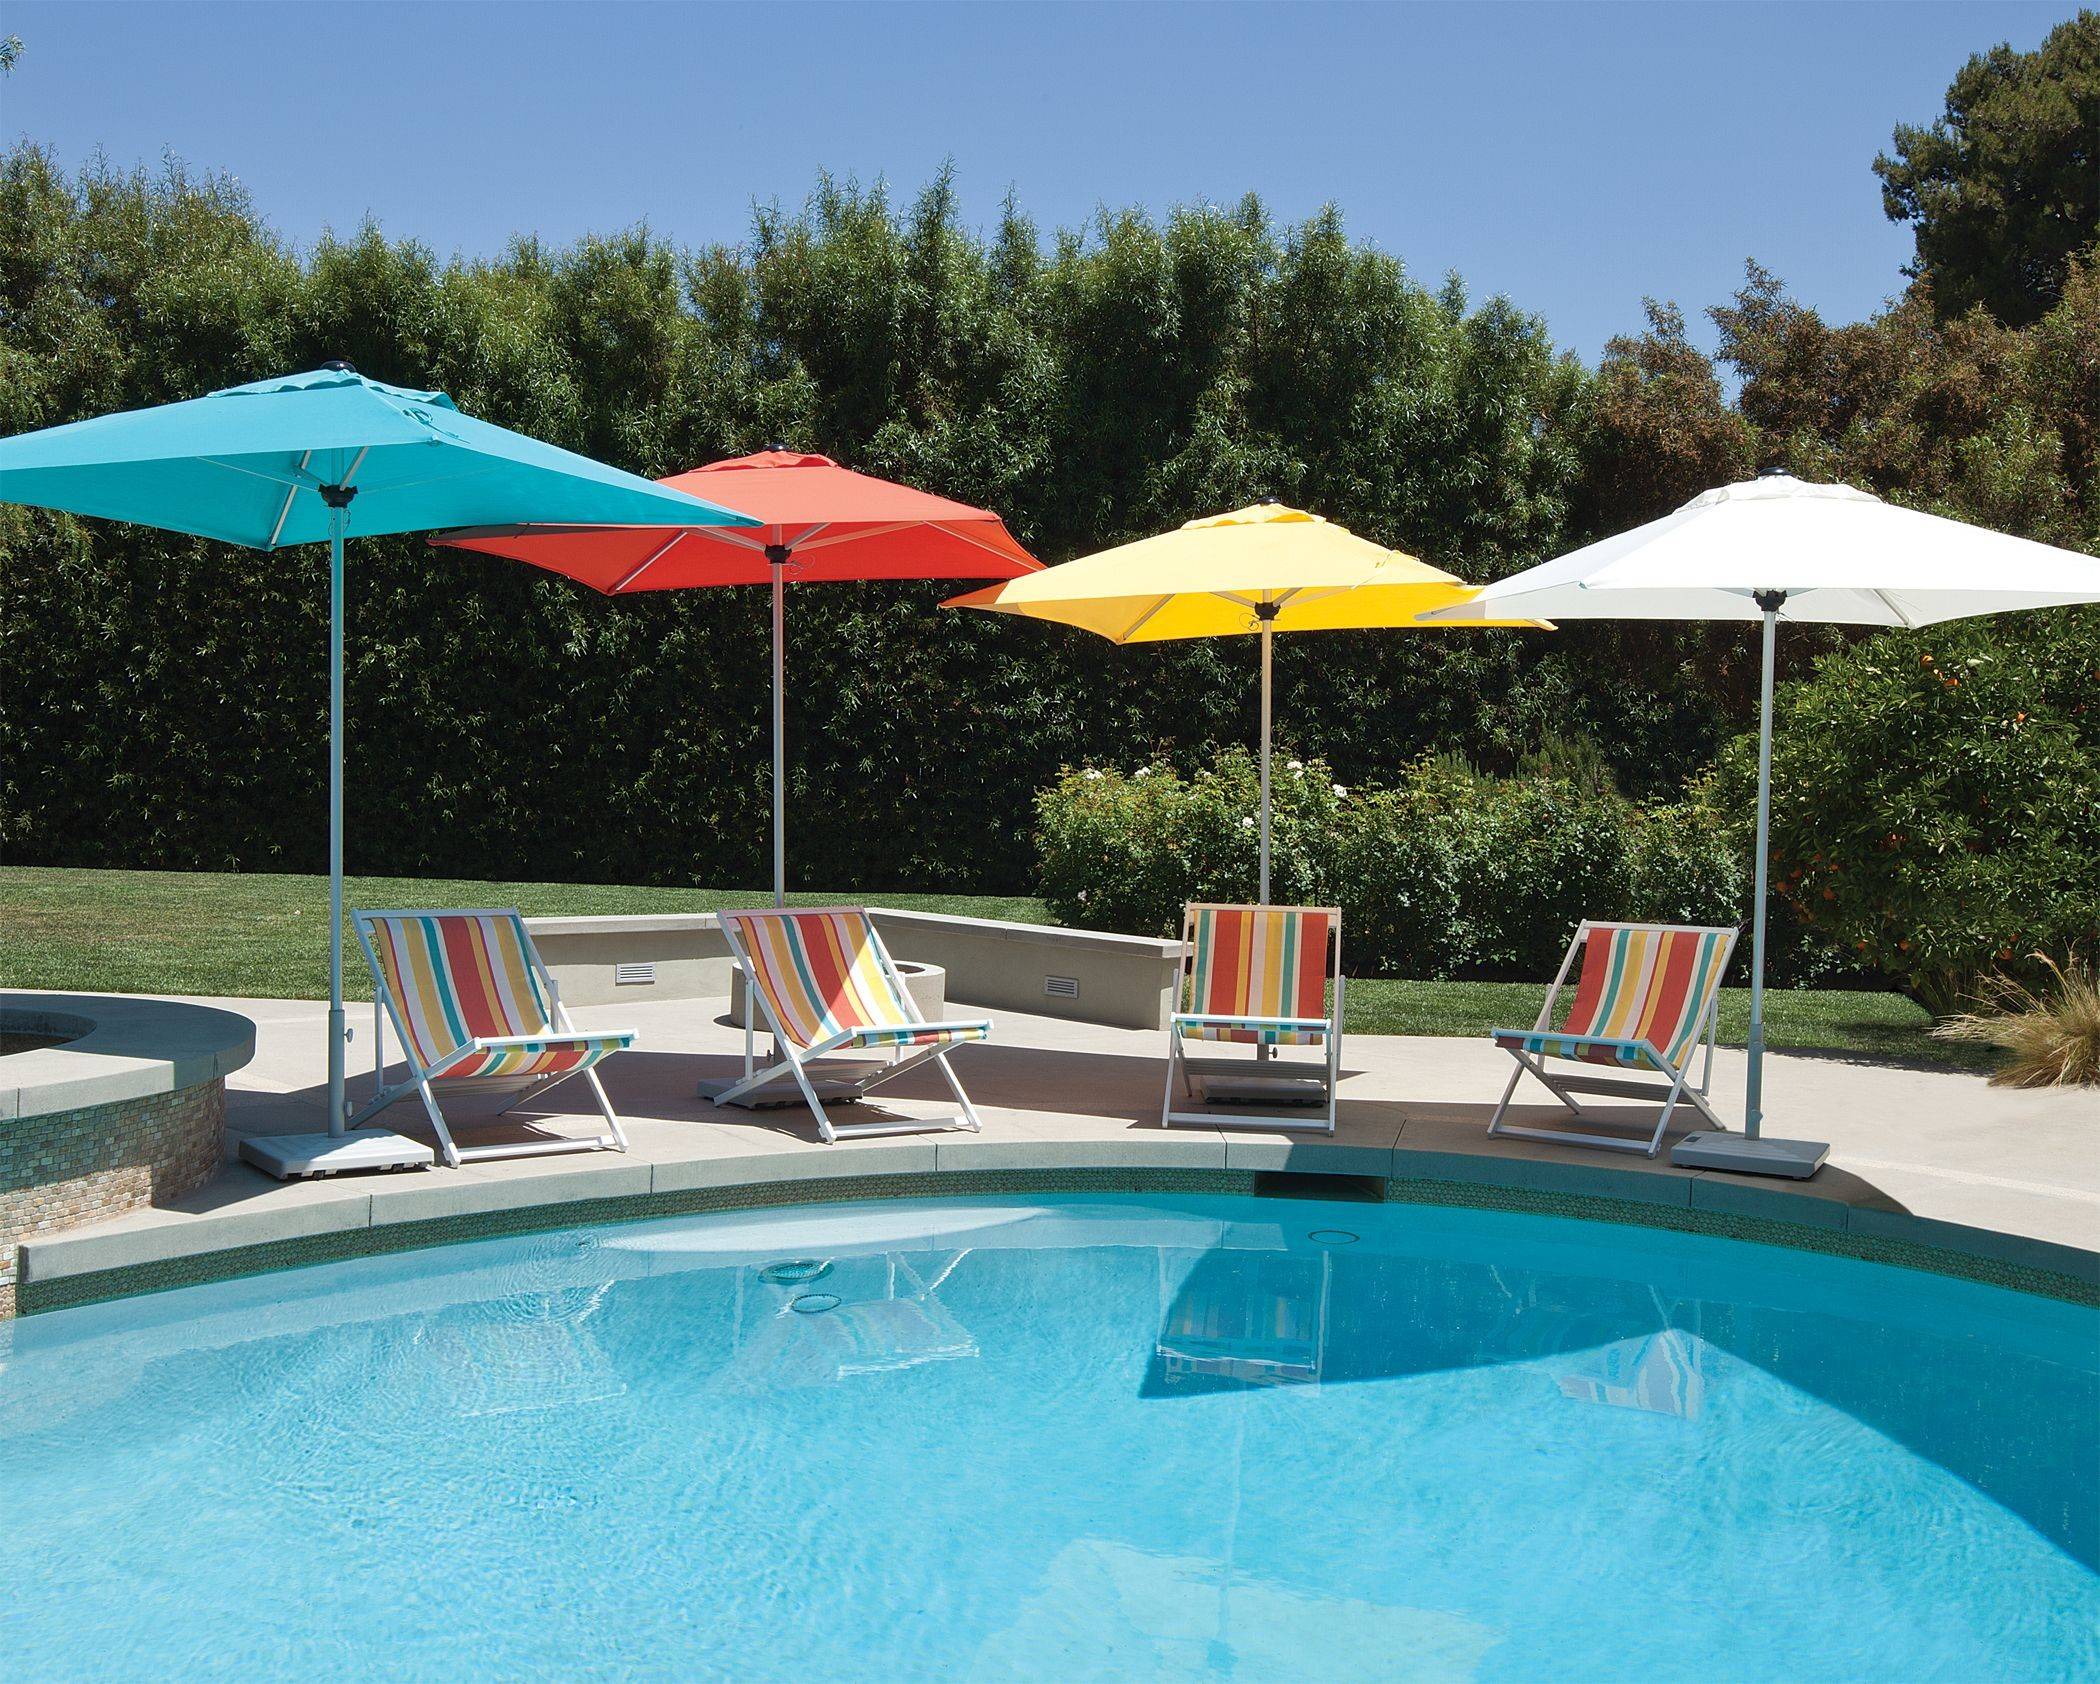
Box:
[1,993,255,1317]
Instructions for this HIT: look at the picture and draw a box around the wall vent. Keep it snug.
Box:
[613,961,657,987]
[1044,974,1080,1000]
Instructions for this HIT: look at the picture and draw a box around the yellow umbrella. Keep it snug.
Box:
[945,501,1548,900]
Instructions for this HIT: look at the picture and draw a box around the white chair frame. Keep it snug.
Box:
[351,907,633,1169]
[709,906,988,1144]
[1487,919,1738,1158]
[1161,902,1345,1135]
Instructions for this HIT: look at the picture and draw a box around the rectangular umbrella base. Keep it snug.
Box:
[698,1061,892,1109]
[1669,1132,1829,1179]
[240,1129,436,1179]
[1182,1058,1328,1106]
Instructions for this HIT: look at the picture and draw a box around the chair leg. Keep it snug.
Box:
[417,1077,462,1169]
[1486,1057,1527,1137]
[932,1051,983,1132]
[580,1066,630,1150]
[1646,1076,1687,1157]
[1160,1031,1182,1128]
[780,1053,839,1145]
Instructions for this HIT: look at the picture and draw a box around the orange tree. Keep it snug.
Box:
[1721,607,2100,1015]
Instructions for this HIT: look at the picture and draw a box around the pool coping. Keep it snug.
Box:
[0,992,256,1121]
[15,1145,2098,1318]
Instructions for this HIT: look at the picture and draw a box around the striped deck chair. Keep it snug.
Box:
[706,907,990,1143]
[351,908,634,1168]
[1488,920,1737,1157]
[1162,903,1344,1134]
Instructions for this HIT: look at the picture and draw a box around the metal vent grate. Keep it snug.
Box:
[613,961,657,987]
[1044,975,1080,1000]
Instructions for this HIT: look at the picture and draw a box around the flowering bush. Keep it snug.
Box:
[1037,750,1745,976]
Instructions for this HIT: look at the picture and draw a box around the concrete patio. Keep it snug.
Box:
[12,989,2099,1309]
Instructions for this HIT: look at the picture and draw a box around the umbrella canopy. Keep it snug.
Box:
[0,364,755,1167]
[436,450,1041,903]
[945,502,1546,900]
[943,502,1515,640]
[1426,469,2100,1160]
[1423,471,2100,627]
[0,365,750,544]
[438,449,1039,588]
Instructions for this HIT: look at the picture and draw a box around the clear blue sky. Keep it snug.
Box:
[0,1,2080,365]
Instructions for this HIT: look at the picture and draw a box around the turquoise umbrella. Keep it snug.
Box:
[0,363,756,1171]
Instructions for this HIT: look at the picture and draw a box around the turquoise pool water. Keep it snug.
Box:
[1,1194,2094,1682]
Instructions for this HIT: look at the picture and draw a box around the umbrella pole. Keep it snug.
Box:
[1257,606,1277,904]
[768,545,789,908]
[1745,595,1783,1139]
[326,501,348,1136]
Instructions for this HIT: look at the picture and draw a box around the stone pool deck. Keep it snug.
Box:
[10,992,2097,1312]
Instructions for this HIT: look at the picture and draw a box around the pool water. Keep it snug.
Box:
[1,1194,2094,1682]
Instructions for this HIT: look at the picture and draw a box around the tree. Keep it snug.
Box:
[1874,10,2100,326]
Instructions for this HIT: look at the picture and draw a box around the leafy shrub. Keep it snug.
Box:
[1716,608,2100,1015]
[1628,777,1752,933]
[1035,749,1342,936]
[1038,749,1745,977]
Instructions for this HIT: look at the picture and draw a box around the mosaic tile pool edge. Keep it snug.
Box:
[14,1165,2095,1317]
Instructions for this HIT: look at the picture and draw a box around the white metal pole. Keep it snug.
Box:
[1258,615,1273,904]
[326,504,347,1136]
[1744,600,1780,1139]
[770,548,787,908]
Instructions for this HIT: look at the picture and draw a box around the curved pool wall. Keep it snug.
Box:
[12,1159,2097,1325]
[0,993,255,1316]
[2,1191,2093,1681]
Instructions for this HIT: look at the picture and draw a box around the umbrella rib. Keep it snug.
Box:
[1873,586,1924,628]
[679,525,771,555]
[1116,597,1173,643]
[266,451,312,550]
[612,531,689,593]
[921,521,1028,563]
[198,455,321,491]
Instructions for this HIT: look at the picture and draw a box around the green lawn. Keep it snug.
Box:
[1342,977,1977,1070]
[0,866,1978,1069]
[0,866,1052,1001]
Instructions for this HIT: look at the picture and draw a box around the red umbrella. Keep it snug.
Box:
[436,450,1040,902]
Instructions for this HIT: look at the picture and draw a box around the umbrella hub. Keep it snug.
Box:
[318,483,358,511]
[1753,588,1788,614]
[764,542,792,568]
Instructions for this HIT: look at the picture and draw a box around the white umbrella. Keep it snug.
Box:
[1426,470,2100,1176]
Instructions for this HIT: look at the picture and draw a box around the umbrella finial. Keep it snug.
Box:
[764,441,791,455]
[321,359,357,374]
[1756,465,1792,479]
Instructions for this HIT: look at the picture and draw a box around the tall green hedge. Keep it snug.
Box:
[1,144,2094,916]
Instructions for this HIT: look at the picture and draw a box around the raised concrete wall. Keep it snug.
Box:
[1,993,254,1318]
[526,910,1180,1031]
[522,915,735,1009]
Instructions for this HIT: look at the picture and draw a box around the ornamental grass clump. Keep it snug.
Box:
[1934,954,2100,1087]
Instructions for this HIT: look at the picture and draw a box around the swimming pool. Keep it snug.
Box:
[2,1193,2094,1681]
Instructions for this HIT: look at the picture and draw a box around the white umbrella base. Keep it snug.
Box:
[240,1129,435,1180]
[1669,1132,1829,1180]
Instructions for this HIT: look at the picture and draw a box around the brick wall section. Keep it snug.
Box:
[0,1079,224,1317]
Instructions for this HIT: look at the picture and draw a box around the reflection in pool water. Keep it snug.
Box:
[1,1194,2094,1682]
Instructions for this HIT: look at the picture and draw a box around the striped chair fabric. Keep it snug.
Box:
[1177,905,1333,1045]
[365,912,631,1080]
[1493,925,1730,1073]
[722,909,990,1053]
